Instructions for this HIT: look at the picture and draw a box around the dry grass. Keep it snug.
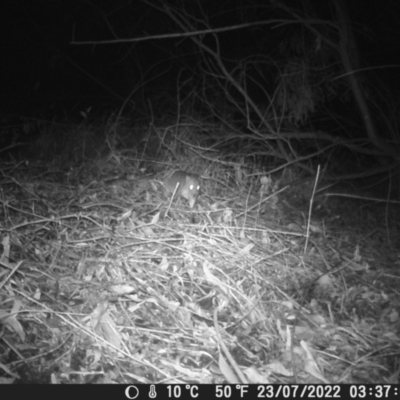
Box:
[0,120,399,384]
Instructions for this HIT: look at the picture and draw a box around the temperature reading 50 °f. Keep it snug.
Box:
[167,385,199,398]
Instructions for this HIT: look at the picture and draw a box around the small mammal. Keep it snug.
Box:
[164,170,200,208]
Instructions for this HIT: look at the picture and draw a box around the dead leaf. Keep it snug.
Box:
[219,353,239,383]
[98,311,122,350]
[1,234,10,262]
[109,284,135,295]
[265,361,291,376]
[301,340,330,383]
[203,262,228,295]
[243,366,270,383]
[90,300,109,330]
[239,243,254,255]
[151,212,160,224]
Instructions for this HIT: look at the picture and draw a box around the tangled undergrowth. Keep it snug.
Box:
[0,146,399,384]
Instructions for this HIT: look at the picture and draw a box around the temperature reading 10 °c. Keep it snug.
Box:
[166,385,199,398]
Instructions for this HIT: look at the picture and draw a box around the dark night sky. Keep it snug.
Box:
[1,0,399,119]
